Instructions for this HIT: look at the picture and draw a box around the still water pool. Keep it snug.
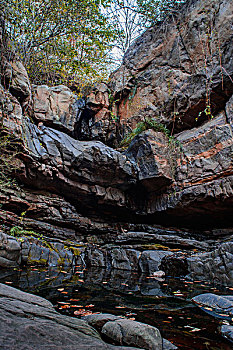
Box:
[0,266,232,350]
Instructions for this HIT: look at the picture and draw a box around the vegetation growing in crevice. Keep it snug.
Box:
[120,117,172,148]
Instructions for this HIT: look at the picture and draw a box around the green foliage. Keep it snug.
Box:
[195,105,214,122]
[120,117,171,148]
[2,0,118,87]
[0,132,21,190]
[136,0,186,25]
[9,225,40,238]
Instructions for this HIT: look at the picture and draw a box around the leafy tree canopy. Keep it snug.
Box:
[2,0,118,89]
[0,0,186,90]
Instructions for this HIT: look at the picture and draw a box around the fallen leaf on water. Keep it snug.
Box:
[70,305,84,308]
[189,328,201,332]
[184,326,201,332]
[58,301,70,304]
[70,305,83,307]
[74,309,93,316]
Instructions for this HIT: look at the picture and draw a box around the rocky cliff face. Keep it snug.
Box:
[0,0,232,246]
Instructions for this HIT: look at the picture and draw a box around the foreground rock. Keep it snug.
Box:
[83,313,163,350]
[0,283,139,350]
[102,319,162,349]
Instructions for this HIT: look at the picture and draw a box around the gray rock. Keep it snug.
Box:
[82,313,122,332]
[125,130,173,191]
[0,231,21,267]
[187,242,233,286]
[192,293,233,318]
[110,248,131,270]
[48,249,60,267]
[0,283,139,349]
[125,249,141,271]
[162,338,178,350]
[139,250,173,274]
[85,248,106,267]
[102,318,162,349]
[221,324,233,343]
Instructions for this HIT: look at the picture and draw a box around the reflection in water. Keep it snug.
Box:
[0,266,233,350]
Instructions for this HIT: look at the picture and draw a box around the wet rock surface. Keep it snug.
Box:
[0,283,140,350]
[192,293,233,318]
[221,324,233,343]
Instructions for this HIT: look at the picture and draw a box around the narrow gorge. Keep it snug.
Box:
[0,0,233,349]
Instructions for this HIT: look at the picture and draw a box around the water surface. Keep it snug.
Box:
[0,266,232,350]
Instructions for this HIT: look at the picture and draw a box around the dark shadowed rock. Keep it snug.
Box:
[187,242,233,286]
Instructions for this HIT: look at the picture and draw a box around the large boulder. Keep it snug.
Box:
[1,59,31,106]
[101,318,162,349]
[32,85,82,134]
[125,130,173,191]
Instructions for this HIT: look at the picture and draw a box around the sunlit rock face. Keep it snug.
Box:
[109,0,233,134]
[32,85,81,134]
